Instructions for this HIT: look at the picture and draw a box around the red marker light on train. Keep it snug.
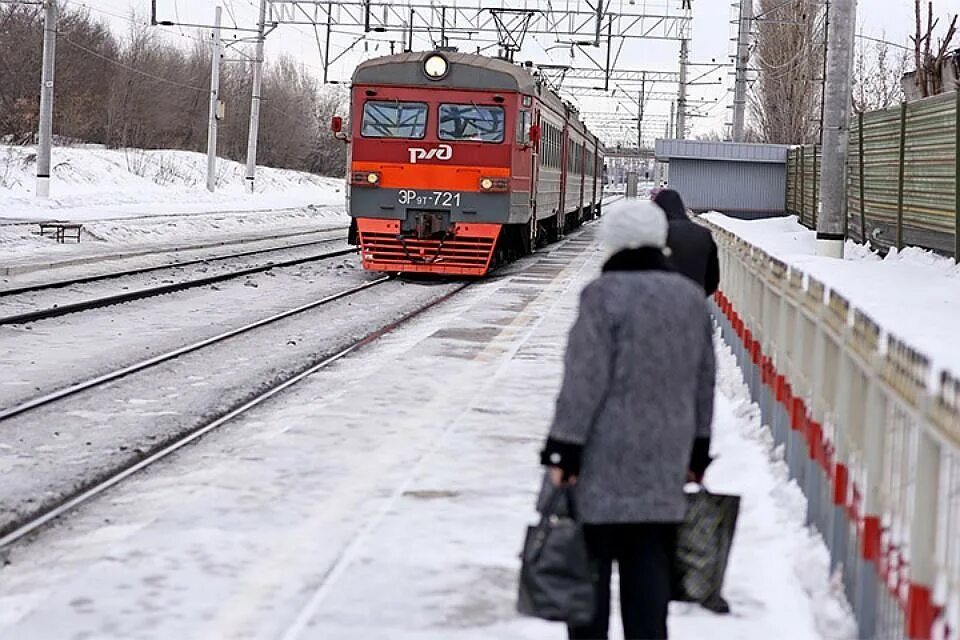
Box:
[528,124,541,144]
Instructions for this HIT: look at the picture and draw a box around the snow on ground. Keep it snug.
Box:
[703,212,960,386]
[0,144,345,221]
[0,212,854,639]
[0,144,349,267]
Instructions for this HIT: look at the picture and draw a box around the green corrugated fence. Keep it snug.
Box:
[785,92,960,259]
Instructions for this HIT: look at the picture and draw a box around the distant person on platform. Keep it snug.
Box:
[652,189,720,297]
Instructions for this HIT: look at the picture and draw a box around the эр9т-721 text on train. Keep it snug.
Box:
[331,49,607,276]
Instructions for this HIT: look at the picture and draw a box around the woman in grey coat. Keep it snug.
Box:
[539,200,716,640]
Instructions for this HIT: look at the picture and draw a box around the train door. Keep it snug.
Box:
[578,142,586,219]
[592,139,600,216]
[558,125,569,238]
[527,108,539,235]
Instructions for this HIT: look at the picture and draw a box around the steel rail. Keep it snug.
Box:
[0,276,390,422]
[0,233,349,297]
[0,281,467,549]
[0,246,358,326]
[0,209,616,548]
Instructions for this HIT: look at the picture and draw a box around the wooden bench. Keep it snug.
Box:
[37,221,83,244]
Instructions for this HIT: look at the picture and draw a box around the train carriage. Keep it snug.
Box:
[336,50,605,276]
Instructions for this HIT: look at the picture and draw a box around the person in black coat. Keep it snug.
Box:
[652,189,720,297]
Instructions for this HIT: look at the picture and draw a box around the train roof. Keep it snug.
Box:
[353,50,601,148]
[353,51,538,94]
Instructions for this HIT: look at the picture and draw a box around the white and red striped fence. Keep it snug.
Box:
[705,221,960,640]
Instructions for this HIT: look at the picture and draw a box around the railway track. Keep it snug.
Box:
[0,208,620,549]
[0,230,351,297]
[0,276,466,549]
[0,199,625,326]
[0,240,357,325]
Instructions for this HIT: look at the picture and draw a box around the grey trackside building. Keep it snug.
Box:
[654,140,791,219]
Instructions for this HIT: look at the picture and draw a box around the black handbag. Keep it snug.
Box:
[672,487,741,613]
[516,486,596,626]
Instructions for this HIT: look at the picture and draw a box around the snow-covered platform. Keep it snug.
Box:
[0,223,853,639]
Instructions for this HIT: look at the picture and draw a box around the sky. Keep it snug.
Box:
[63,0,960,144]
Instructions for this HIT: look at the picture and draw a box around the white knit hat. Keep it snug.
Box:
[599,200,669,254]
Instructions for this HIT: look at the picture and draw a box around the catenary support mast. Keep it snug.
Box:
[817,0,857,258]
[207,6,223,193]
[36,0,58,199]
[245,0,267,194]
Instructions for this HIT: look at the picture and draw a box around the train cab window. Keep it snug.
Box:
[361,101,428,139]
[438,104,505,143]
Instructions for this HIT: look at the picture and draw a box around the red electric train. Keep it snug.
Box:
[333,49,606,276]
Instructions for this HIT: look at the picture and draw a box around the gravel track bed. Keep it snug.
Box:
[0,254,375,408]
[0,277,462,534]
[0,227,348,289]
[0,237,353,317]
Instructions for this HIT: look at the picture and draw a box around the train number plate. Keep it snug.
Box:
[397,190,462,207]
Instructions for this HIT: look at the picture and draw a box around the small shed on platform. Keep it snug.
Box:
[654,140,790,219]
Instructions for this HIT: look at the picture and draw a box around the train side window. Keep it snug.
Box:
[543,125,551,166]
[517,110,531,144]
[361,101,428,139]
[547,126,554,166]
[552,127,558,167]
[540,124,553,167]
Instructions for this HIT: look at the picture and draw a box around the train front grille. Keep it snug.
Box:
[356,219,501,276]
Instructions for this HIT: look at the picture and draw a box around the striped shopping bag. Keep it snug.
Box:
[672,488,741,614]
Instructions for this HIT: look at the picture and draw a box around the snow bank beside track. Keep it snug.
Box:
[0,145,350,268]
[0,144,345,221]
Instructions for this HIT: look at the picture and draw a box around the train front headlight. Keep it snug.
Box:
[423,53,449,80]
[479,176,508,192]
[351,170,381,186]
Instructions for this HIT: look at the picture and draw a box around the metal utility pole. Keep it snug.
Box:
[676,38,689,139]
[817,0,857,258]
[245,0,267,194]
[323,4,332,83]
[818,1,831,137]
[668,100,675,140]
[207,6,223,193]
[638,72,646,151]
[407,8,415,52]
[36,0,58,199]
[732,0,752,142]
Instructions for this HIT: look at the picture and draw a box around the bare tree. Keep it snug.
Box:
[910,0,958,98]
[750,0,826,144]
[852,35,909,113]
[0,4,366,176]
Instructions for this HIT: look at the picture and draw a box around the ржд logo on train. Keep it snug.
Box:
[408,144,453,164]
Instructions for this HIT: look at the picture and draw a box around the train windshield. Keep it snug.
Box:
[361,101,428,138]
[438,104,505,143]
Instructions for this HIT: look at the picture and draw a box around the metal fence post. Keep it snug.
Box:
[800,146,807,226]
[906,422,940,640]
[954,90,959,261]
[859,111,866,243]
[897,102,907,251]
[785,150,792,215]
[813,144,819,229]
